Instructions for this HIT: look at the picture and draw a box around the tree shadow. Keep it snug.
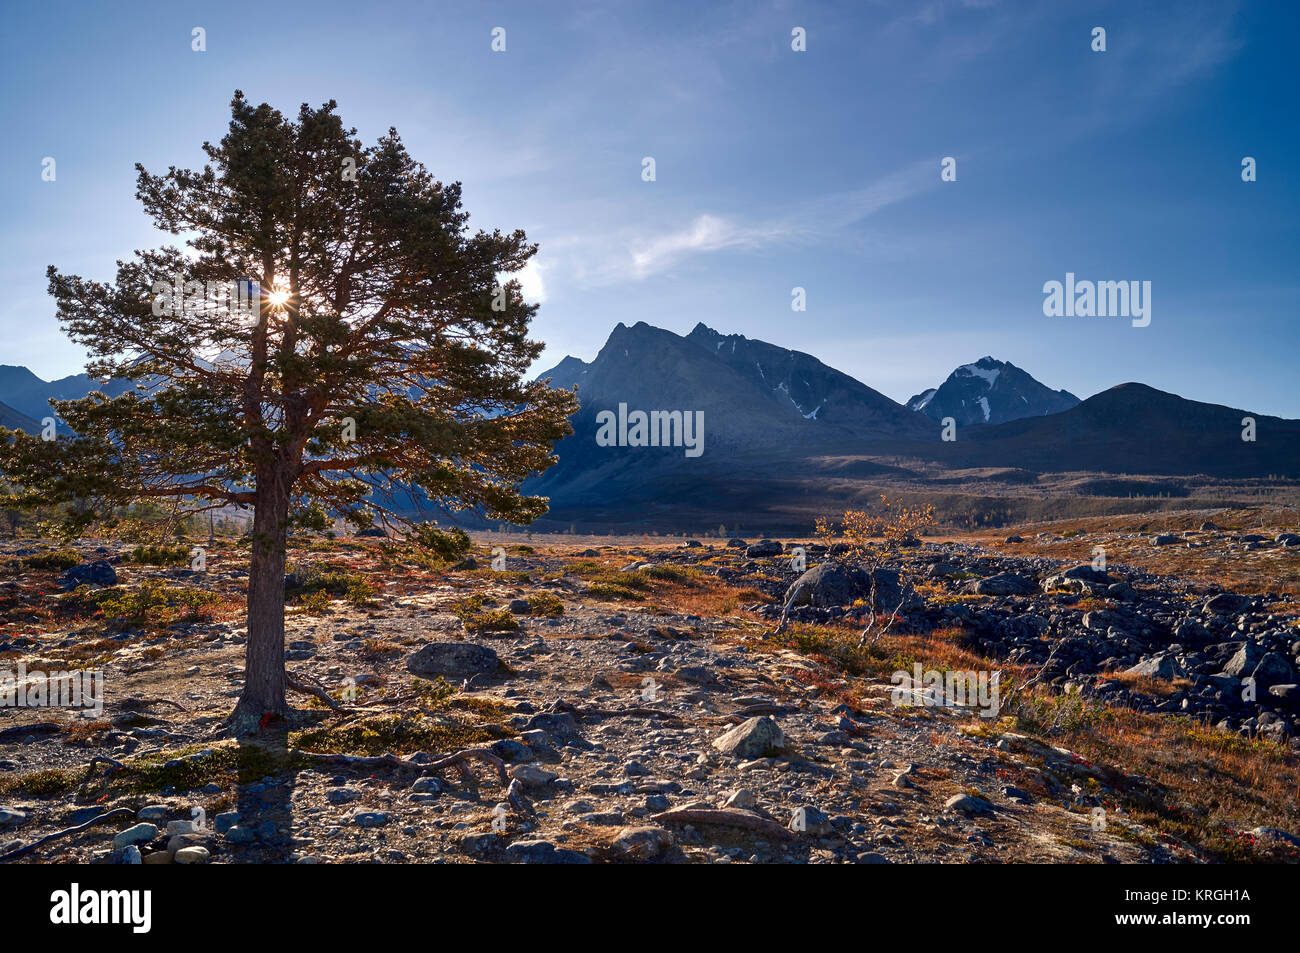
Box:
[231,726,299,863]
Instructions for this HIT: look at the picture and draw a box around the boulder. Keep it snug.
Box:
[59,560,117,590]
[783,562,904,609]
[112,823,158,850]
[745,539,784,558]
[1251,653,1295,690]
[407,642,499,679]
[610,826,674,861]
[967,572,1035,596]
[504,839,591,864]
[1123,654,1186,680]
[944,794,993,816]
[1204,592,1250,615]
[713,716,784,758]
[1221,641,1266,679]
[1061,565,1110,584]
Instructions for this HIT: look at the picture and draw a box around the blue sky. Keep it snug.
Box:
[2,0,1297,415]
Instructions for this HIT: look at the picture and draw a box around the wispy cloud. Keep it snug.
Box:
[584,158,939,284]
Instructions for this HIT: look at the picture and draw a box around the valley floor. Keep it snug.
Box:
[1,509,1298,864]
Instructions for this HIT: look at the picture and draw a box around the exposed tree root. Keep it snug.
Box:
[0,808,137,863]
[120,697,189,713]
[293,745,508,786]
[545,698,685,724]
[286,672,345,712]
[723,703,801,722]
[650,807,797,841]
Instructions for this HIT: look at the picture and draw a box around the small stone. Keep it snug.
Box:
[137,805,169,823]
[713,716,785,759]
[944,794,993,816]
[504,839,591,864]
[509,763,559,789]
[113,822,159,849]
[0,807,27,827]
[721,789,757,810]
[167,833,205,856]
[611,826,675,861]
[174,846,211,864]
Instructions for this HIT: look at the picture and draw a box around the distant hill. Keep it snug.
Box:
[907,356,1079,426]
[0,399,39,434]
[947,382,1300,478]
[0,364,133,421]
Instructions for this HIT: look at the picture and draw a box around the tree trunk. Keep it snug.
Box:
[230,470,292,733]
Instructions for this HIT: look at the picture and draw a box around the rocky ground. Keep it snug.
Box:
[1,512,1299,864]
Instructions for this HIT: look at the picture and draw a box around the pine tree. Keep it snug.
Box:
[0,93,576,732]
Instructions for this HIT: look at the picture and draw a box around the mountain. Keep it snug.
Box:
[907,356,1079,426]
[524,325,1300,530]
[536,322,932,445]
[684,323,933,439]
[0,399,39,434]
[947,382,1300,478]
[533,355,591,393]
[0,365,133,421]
[525,322,936,524]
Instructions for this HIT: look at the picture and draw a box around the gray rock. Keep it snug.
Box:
[944,794,993,816]
[784,562,905,609]
[790,804,833,835]
[112,823,159,849]
[59,560,117,590]
[969,572,1035,596]
[509,763,559,789]
[0,807,27,828]
[407,642,500,679]
[1251,653,1295,690]
[1205,593,1251,614]
[745,540,784,558]
[611,826,674,860]
[1123,654,1185,680]
[504,839,592,864]
[713,716,785,758]
[1221,641,1266,679]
